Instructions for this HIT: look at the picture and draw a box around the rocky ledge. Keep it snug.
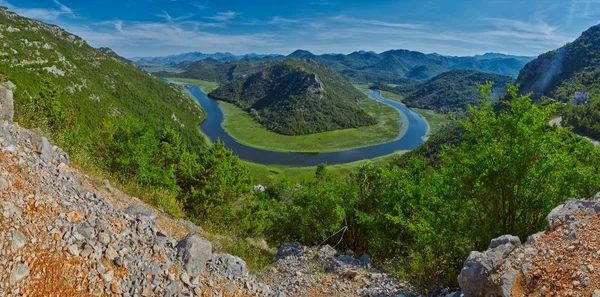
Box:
[458,194,600,296]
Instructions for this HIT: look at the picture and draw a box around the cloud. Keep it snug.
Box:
[62,18,277,57]
[0,0,75,21]
[204,10,239,22]
[190,2,207,9]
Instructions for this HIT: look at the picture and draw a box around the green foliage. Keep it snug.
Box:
[182,139,252,223]
[257,84,600,291]
[373,70,514,113]
[562,95,600,139]
[209,58,377,135]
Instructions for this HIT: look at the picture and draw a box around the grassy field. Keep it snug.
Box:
[245,151,406,184]
[380,90,404,101]
[167,78,220,93]
[219,97,401,153]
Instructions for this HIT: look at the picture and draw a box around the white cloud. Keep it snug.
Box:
[0,0,75,21]
[204,10,239,22]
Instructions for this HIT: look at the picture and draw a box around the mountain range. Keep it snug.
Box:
[133,52,282,65]
[151,49,532,85]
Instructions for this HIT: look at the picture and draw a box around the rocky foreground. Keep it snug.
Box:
[0,101,413,296]
[458,195,600,296]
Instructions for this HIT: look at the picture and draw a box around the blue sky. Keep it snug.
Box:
[2,0,600,58]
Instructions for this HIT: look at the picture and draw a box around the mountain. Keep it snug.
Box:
[473,52,534,63]
[515,24,600,101]
[209,58,377,135]
[133,51,283,65]
[381,70,514,113]
[154,49,532,85]
[0,7,206,149]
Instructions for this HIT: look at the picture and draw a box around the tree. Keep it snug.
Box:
[439,83,600,246]
[182,139,252,223]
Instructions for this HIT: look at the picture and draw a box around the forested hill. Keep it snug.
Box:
[377,70,514,113]
[209,58,377,135]
[154,49,532,85]
[0,7,206,149]
[515,23,600,101]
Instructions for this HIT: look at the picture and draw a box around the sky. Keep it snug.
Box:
[2,0,600,58]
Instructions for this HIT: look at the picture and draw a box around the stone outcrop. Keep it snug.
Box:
[457,235,521,297]
[176,232,213,275]
[458,193,600,296]
[0,81,14,122]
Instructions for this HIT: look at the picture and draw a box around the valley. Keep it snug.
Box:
[4,2,600,296]
[182,82,428,166]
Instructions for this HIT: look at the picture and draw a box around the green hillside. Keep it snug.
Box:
[375,70,514,113]
[515,24,600,101]
[209,58,377,135]
[0,7,206,149]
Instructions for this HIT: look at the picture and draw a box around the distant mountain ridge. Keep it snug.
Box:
[133,52,283,65]
[150,49,533,84]
[209,58,377,135]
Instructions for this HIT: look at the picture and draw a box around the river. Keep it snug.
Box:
[185,84,428,166]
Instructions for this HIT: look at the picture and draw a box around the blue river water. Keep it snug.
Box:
[185,84,428,166]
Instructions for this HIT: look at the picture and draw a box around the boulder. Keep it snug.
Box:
[458,235,521,297]
[547,198,599,230]
[124,205,157,224]
[209,254,248,277]
[0,83,14,122]
[176,232,212,275]
[275,241,302,261]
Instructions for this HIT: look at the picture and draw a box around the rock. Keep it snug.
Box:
[124,205,157,224]
[68,244,80,256]
[209,254,248,278]
[176,232,212,275]
[360,253,372,265]
[224,283,236,292]
[98,232,110,245]
[488,235,521,249]
[346,270,359,279]
[276,241,302,261]
[318,245,337,258]
[458,235,521,297]
[0,83,14,122]
[180,272,191,286]
[593,289,600,297]
[10,263,29,284]
[0,177,8,190]
[36,136,52,161]
[105,245,119,261]
[11,230,26,252]
[547,198,597,230]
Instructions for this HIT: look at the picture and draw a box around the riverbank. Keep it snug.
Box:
[245,150,406,183]
[219,95,401,153]
[167,77,219,93]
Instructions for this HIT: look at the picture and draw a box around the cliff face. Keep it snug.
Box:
[458,194,600,296]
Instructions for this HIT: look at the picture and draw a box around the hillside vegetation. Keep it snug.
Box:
[516,24,600,101]
[0,8,206,150]
[209,58,377,135]
[373,70,514,113]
